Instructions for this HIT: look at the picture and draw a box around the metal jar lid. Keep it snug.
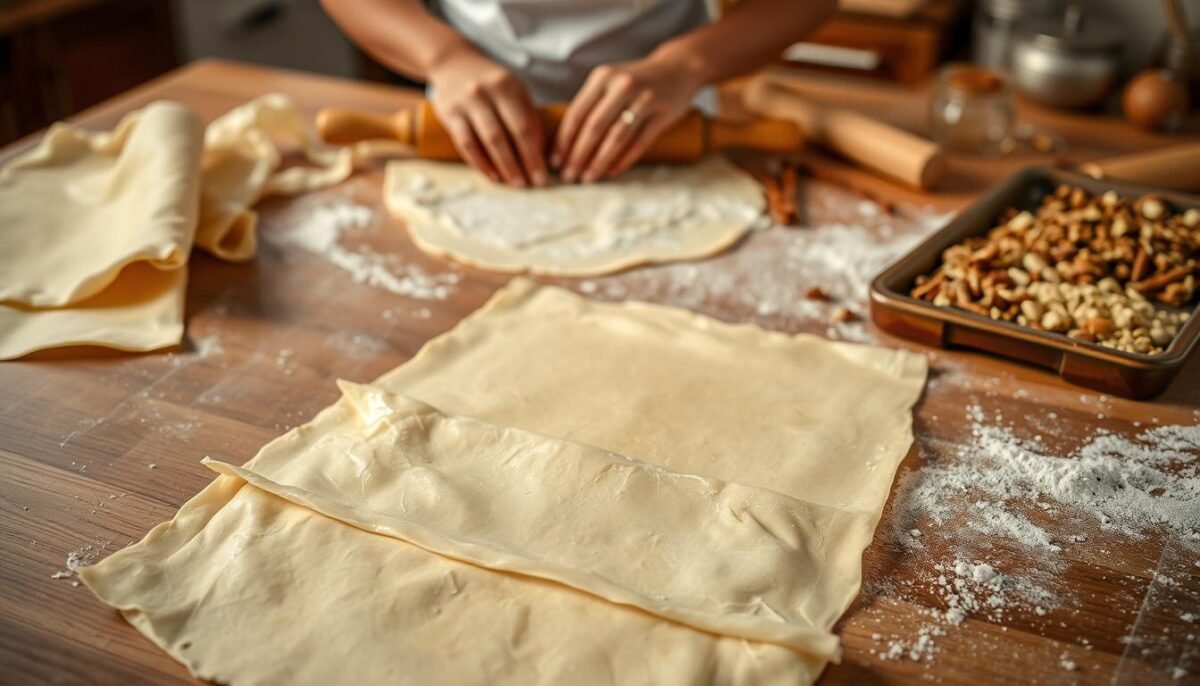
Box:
[1021,5,1123,54]
[979,0,1063,22]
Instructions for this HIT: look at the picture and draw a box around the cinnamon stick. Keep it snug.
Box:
[778,162,798,225]
[1131,263,1197,293]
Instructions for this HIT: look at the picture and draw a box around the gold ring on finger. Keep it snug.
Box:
[619,109,638,126]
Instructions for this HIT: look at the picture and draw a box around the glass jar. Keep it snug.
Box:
[972,0,1064,69]
[928,63,1016,155]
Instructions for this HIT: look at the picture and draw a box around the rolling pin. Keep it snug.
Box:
[742,74,947,191]
[316,100,804,162]
[1078,143,1200,193]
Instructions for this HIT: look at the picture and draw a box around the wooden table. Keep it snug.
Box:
[2,60,1198,685]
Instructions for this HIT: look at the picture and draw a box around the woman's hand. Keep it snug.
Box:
[553,53,701,183]
[428,48,548,187]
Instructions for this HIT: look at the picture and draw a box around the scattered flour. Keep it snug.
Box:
[572,183,948,339]
[323,330,390,361]
[65,544,101,573]
[168,333,224,368]
[936,559,1015,624]
[193,334,224,358]
[896,408,1200,546]
[874,397,1200,674]
[275,347,296,375]
[50,544,105,581]
[269,193,461,300]
[876,624,945,662]
[967,502,1060,552]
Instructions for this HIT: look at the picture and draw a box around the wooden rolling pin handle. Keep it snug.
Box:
[709,118,804,155]
[316,107,416,147]
[482,103,799,160]
[743,75,946,191]
[317,100,801,163]
[1078,144,1200,193]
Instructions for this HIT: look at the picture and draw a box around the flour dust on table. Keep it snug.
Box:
[860,379,1200,678]
[573,180,951,340]
[265,187,463,301]
[384,156,765,276]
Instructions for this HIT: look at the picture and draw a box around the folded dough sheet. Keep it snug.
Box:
[0,95,355,359]
[80,279,927,685]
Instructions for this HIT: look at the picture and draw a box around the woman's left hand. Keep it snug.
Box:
[553,53,701,183]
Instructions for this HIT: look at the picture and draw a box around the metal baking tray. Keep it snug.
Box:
[870,166,1200,399]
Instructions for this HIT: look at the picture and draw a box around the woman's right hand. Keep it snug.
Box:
[427,48,547,187]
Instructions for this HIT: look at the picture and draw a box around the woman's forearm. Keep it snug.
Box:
[651,0,837,85]
[319,0,475,81]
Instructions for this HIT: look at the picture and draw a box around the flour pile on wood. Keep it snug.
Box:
[268,190,461,300]
[870,392,1200,675]
[896,404,1200,547]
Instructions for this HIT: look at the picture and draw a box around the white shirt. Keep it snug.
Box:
[432,0,712,103]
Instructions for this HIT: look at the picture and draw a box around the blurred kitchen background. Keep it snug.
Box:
[1,0,1198,145]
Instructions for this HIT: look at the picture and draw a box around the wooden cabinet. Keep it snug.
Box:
[794,0,969,84]
[0,0,178,144]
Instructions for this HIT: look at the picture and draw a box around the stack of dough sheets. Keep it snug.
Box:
[0,96,356,360]
[80,279,927,685]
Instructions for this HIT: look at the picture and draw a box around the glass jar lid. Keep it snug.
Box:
[946,64,1007,95]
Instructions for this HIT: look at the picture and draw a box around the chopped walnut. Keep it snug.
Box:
[910,184,1197,355]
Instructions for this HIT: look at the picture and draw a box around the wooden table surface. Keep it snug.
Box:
[2,60,1198,685]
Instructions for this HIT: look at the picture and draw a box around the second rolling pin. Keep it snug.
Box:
[1078,143,1200,193]
[317,100,804,162]
[742,74,947,191]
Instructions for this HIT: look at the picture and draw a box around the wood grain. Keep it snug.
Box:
[1,60,1197,685]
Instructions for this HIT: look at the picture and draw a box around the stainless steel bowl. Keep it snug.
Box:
[1012,5,1122,109]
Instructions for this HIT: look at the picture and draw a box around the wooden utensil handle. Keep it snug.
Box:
[1078,144,1200,193]
[742,74,946,191]
[710,118,804,155]
[317,108,416,146]
[315,101,802,162]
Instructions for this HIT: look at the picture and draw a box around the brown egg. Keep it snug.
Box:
[1123,69,1189,131]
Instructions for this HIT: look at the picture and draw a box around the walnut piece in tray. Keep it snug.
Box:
[911,184,1199,355]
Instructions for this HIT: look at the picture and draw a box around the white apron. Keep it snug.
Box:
[432,0,712,103]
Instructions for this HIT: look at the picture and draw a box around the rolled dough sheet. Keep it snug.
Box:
[377,279,926,515]
[83,476,822,686]
[202,381,869,655]
[80,280,927,685]
[0,94,357,360]
[383,156,765,276]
